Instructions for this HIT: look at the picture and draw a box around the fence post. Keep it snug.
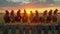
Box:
[44,26,49,34]
[32,26,37,34]
[24,25,30,34]
[50,25,56,34]
[3,25,9,34]
[19,26,24,34]
[37,25,43,34]
[0,24,3,34]
[11,25,16,34]
[58,23,60,34]
[58,26,60,34]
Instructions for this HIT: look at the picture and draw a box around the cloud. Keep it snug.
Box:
[6,0,22,3]
[0,0,7,4]
[6,0,30,4]
[0,0,19,7]
[0,0,60,9]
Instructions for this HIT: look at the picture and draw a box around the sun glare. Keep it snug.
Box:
[0,7,60,14]
[26,9,30,14]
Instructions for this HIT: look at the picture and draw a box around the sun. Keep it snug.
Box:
[26,9,30,14]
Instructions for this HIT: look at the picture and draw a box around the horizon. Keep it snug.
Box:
[0,7,60,14]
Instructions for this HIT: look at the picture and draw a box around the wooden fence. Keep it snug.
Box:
[0,23,60,34]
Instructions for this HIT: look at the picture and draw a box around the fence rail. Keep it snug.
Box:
[0,23,60,34]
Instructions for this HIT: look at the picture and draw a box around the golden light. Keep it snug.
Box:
[26,9,30,14]
[0,6,60,13]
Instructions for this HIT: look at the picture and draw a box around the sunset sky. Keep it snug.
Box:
[0,0,60,13]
